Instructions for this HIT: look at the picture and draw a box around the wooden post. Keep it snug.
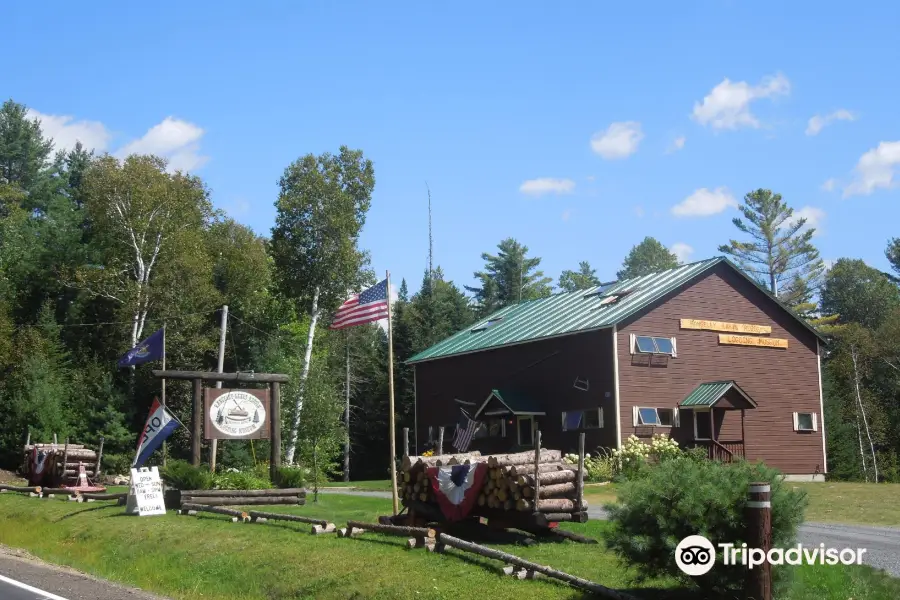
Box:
[61,439,70,486]
[386,271,400,515]
[270,381,282,481]
[437,427,444,456]
[746,482,772,600]
[532,430,541,511]
[403,427,410,457]
[25,430,30,447]
[94,437,104,478]
[576,432,585,511]
[211,305,228,473]
[53,433,57,445]
[161,322,167,467]
[192,378,202,466]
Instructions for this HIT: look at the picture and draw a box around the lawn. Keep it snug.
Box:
[1,493,899,599]
[320,479,392,491]
[583,481,900,528]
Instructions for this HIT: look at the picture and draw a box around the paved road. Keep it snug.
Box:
[0,546,169,600]
[319,488,900,577]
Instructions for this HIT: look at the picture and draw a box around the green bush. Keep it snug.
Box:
[213,469,273,490]
[603,457,808,597]
[273,465,307,489]
[101,453,133,477]
[160,460,214,491]
[584,450,616,483]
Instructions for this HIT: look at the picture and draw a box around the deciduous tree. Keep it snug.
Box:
[616,237,679,280]
[558,261,601,292]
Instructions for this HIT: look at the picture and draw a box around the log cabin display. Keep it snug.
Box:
[407,257,829,481]
[21,439,106,491]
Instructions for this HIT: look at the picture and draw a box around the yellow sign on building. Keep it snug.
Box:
[680,318,772,335]
[718,334,788,349]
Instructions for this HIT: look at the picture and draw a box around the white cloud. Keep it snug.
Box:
[843,141,900,198]
[116,116,209,172]
[26,109,111,153]
[821,178,838,192]
[788,206,826,236]
[519,178,576,196]
[806,109,856,136]
[670,242,694,263]
[561,209,572,222]
[585,175,596,182]
[634,205,645,218]
[667,136,686,153]
[691,73,790,130]
[671,187,738,217]
[590,121,644,159]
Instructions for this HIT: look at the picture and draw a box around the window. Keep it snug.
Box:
[634,407,677,427]
[561,408,603,431]
[476,417,506,438]
[518,416,535,446]
[630,334,677,357]
[793,412,817,432]
[471,317,503,333]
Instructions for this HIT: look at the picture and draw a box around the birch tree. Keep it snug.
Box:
[77,154,213,347]
[270,146,374,465]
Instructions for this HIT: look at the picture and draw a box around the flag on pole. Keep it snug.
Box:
[330,279,391,329]
[134,397,181,468]
[452,410,479,452]
[118,328,164,368]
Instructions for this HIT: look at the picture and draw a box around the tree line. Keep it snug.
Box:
[1,98,897,482]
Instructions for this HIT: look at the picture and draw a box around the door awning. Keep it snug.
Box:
[474,389,545,419]
[680,380,757,409]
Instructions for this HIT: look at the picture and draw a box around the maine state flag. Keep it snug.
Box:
[118,328,163,368]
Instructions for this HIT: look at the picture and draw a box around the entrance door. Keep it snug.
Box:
[517,416,534,447]
[694,409,712,440]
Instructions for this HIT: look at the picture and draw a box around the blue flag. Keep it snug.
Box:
[134,398,181,467]
[118,328,164,368]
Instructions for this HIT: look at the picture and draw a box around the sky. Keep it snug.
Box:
[4,1,899,301]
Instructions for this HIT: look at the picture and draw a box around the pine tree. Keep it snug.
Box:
[465,238,552,316]
[558,261,601,292]
[718,189,825,304]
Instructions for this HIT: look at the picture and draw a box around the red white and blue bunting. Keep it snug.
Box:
[427,462,488,521]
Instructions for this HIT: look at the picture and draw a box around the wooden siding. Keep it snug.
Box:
[616,262,825,475]
[414,329,616,454]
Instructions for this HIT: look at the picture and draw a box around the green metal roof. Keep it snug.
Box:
[681,381,735,407]
[476,389,543,417]
[406,256,827,364]
[680,380,757,408]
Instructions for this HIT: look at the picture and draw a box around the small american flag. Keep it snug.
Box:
[452,411,479,452]
[330,279,391,330]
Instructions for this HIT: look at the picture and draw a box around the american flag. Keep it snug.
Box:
[330,279,391,330]
[452,410,479,452]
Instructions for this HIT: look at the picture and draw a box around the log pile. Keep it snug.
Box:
[399,441,588,528]
[179,488,307,507]
[21,440,104,488]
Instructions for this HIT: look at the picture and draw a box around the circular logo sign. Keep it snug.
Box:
[134,344,150,358]
[675,535,716,576]
[210,391,266,437]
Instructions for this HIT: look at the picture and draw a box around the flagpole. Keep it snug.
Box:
[386,271,399,515]
[161,322,167,467]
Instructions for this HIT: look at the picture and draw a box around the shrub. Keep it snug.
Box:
[101,452,133,476]
[160,460,214,491]
[585,454,615,482]
[273,465,307,489]
[603,457,808,597]
[213,469,273,490]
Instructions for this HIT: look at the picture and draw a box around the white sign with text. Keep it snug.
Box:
[126,466,166,516]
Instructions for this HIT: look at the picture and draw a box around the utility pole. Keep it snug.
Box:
[426,182,434,287]
[211,305,228,472]
[343,330,351,482]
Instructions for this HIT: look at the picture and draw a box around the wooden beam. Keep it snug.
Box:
[270,381,282,479]
[152,370,289,383]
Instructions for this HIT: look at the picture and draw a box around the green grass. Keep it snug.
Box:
[0,493,897,599]
[320,479,392,491]
[585,481,900,527]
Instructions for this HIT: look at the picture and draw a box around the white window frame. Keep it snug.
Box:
[633,406,679,427]
[629,334,677,357]
[692,408,712,440]
[561,408,604,432]
[517,415,535,446]
[793,412,818,432]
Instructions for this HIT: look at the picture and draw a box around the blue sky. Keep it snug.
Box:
[4,1,899,299]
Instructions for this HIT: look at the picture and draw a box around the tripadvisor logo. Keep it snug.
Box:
[675,535,867,575]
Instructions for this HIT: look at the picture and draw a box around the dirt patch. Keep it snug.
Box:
[0,469,25,485]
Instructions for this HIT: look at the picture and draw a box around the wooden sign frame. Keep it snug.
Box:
[204,388,271,440]
[718,334,788,349]
[681,319,772,335]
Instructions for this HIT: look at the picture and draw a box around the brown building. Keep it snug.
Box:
[407,257,828,481]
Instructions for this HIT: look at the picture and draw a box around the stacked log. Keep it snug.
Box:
[21,441,102,487]
[179,488,307,507]
[398,445,587,527]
